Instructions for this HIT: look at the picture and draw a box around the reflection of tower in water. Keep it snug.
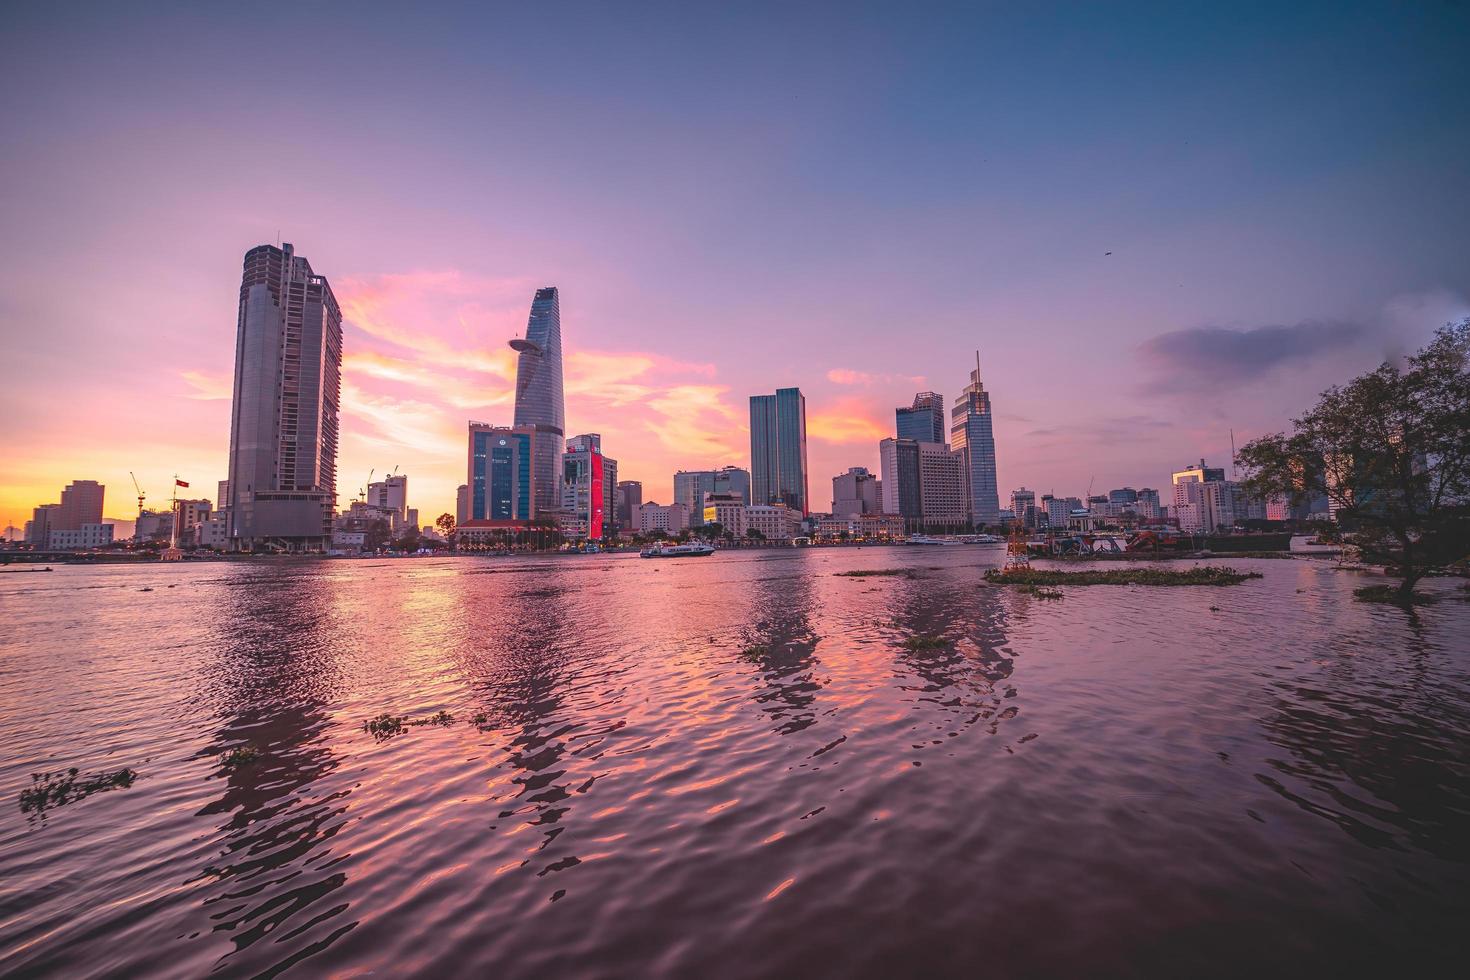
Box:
[887,570,1020,744]
[739,571,824,736]
[190,572,353,973]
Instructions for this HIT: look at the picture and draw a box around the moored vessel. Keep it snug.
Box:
[639,542,715,558]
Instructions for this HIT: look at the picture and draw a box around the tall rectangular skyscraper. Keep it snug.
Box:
[950,354,1000,526]
[896,392,946,443]
[468,423,535,521]
[226,243,341,550]
[749,387,809,515]
[510,287,566,517]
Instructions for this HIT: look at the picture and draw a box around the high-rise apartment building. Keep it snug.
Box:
[675,466,752,523]
[951,356,999,526]
[510,287,566,517]
[1010,488,1036,526]
[918,443,969,529]
[1172,461,1234,532]
[468,423,536,521]
[750,388,809,515]
[896,392,946,444]
[225,243,342,550]
[55,480,105,530]
[832,466,881,516]
[368,475,409,528]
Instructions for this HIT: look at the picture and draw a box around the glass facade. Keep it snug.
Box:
[950,362,1001,526]
[510,287,565,516]
[469,426,532,521]
[749,388,808,515]
[896,392,945,443]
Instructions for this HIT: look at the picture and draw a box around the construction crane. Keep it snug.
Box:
[130,471,147,518]
[359,468,375,504]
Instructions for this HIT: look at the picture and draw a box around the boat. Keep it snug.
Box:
[905,535,962,546]
[639,542,715,558]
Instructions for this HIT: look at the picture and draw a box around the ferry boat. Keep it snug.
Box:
[639,542,715,558]
[905,535,962,546]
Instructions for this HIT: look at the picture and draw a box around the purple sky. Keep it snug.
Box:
[3,2,1467,528]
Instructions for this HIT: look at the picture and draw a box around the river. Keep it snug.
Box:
[2,548,1467,977]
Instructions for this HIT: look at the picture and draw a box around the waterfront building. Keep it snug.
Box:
[56,480,105,531]
[216,481,230,521]
[615,481,642,531]
[675,466,751,523]
[562,434,614,541]
[468,423,537,522]
[814,512,906,540]
[509,287,566,517]
[172,499,212,544]
[1172,460,1235,532]
[368,475,409,529]
[831,466,881,517]
[1010,488,1036,525]
[749,387,809,514]
[637,502,690,535]
[1045,495,1083,527]
[896,392,946,443]
[48,524,114,550]
[225,243,342,551]
[25,504,59,545]
[702,491,747,536]
[950,356,1000,526]
[197,516,228,550]
[134,509,175,543]
[918,443,969,530]
[879,438,923,529]
[455,485,469,526]
[745,504,801,541]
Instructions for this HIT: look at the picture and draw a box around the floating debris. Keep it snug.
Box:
[20,767,137,815]
[408,710,455,728]
[985,567,1263,587]
[1016,585,1064,599]
[833,569,911,578]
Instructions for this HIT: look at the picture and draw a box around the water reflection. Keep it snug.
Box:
[192,569,354,974]
[886,571,1019,745]
[739,572,823,736]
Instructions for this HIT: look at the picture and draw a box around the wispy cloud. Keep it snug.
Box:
[808,397,890,444]
[827,367,925,387]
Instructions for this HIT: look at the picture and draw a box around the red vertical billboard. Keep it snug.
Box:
[590,449,604,540]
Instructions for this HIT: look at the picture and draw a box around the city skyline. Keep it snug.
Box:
[4,4,1469,530]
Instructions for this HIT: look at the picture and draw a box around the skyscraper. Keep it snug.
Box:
[950,354,1000,526]
[226,243,341,550]
[615,481,642,530]
[674,466,752,523]
[750,387,809,515]
[896,392,946,443]
[562,433,613,540]
[879,438,922,529]
[55,480,104,530]
[510,287,566,517]
[468,423,536,521]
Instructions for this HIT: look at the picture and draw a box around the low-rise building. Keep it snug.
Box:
[637,502,690,535]
[745,504,801,541]
[702,491,747,537]
[49,523,114,550]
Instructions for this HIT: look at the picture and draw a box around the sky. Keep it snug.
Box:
[2,1,1468,532]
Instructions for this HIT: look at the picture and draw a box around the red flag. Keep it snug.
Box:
[176,479,189,488]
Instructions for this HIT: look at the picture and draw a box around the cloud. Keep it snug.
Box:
[807,397,890,444]
[180,370,230,400]
[1139,320,1363,393]
[827,368,926,387]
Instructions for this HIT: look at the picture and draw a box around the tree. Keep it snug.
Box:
[364,518,392,552]
[702,521,724,541]
[745,527,765,541]
[435,512,455,539]
[1237,319,1470,601]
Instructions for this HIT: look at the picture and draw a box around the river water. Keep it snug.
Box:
[1,548,1467,977]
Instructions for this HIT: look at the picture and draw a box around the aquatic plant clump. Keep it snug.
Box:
[901,634,950,650]
[363,714,408,739]
[20,767,137,815]
[1353,585,1436,606]
[219,747,260,769]
[985,567,1263,587]
[834,569,914,578]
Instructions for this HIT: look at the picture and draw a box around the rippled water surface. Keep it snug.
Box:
[2,549,1469,977]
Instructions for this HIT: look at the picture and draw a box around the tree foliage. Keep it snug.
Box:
[1236,319,1470,597]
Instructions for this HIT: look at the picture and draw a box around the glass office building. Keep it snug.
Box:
[468,424,534,521]
[749,388,809,515]
[950,357,1001,526]
[509,287,566,516]
[896,391,946,443]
